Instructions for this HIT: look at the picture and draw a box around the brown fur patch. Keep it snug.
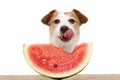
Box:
[48,11,58,36]
[41,10,58,26]
[48,11,58,26]
[72,9,88,24]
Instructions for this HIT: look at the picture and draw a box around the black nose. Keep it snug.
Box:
[60,26,68,33]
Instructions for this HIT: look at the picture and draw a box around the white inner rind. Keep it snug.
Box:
[23,43,93,78]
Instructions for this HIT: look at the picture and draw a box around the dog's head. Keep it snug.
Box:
[41,9,88,42]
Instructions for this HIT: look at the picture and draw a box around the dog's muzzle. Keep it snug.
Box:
[60,26,74,42]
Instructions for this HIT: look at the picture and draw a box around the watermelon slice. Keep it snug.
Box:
[23,43,93,78]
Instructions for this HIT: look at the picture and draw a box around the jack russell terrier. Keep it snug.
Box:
[41,9,88,53]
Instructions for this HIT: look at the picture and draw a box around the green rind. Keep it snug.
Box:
[23,43,93,79]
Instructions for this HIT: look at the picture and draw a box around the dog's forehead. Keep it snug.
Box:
[55,12,74,20]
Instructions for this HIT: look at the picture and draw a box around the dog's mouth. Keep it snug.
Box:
[59,29,74,42]
[60,36,71,42]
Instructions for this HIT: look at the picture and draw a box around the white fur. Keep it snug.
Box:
[50,13,79,53]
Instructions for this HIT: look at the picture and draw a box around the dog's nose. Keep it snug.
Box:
[60,26,68,33]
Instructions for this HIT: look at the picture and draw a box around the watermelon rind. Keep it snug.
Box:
[23,43,93,79]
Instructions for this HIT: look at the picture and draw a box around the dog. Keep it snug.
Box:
[41,9,88,53]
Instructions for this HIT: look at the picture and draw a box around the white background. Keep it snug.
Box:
[0,0,120,75]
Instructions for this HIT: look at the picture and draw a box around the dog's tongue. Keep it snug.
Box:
[63,29,74,39]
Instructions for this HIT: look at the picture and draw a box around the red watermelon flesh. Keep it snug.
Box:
[23,43,93,78]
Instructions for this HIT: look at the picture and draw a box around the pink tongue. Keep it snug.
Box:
[63,29,74,39]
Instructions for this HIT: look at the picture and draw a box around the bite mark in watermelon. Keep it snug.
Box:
[23,43,93,78]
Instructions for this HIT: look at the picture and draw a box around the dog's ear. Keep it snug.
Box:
[41,10,57,26]
[73,9,88,24]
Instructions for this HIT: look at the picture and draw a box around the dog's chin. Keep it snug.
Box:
[59,36,71,42]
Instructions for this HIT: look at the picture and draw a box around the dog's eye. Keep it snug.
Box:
[68,19,75,24]
[54,19,60,24]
